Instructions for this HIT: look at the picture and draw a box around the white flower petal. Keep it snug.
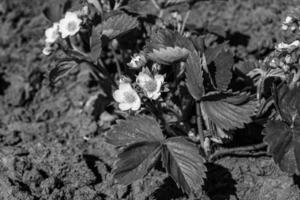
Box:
[130,95,141,110]
[119,103,131,111]
[45,22,60,43]
[284,16,293,24]
[136,72,152,87]
[154,74,164,84]
[113,90,125,103]
[59,12,82,38]
[149,92,160,100]
[64,11,78,19]
[118,83,133,92]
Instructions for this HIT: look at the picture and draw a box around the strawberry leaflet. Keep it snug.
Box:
[263,84,300,175]
[106,115,206,195]
[263,120,300,175]
[201,92,256,131]
[162,137,206,196]
[106,115,164,184]
[185,52,204,100]
[99,13,139,40]
[145,29,194,65]
[205,45,234,91]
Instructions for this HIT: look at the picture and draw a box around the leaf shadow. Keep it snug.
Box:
[293,175,300,190]
[150,176,186,200]
[203,163,237,200]
[227,31,250,47]
[0,73,9,95]
[82,154,111,185]
[223,123,264,148]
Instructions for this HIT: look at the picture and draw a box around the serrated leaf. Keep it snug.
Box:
[214,49,234,91]
[49,59,78,84]
[89,26,102,62]
[162,0,194,6]
[106,115,164,147]
[123,0,156,16]
[42,0,65,22]
[113,141,162,185]
[107,115,165,185]
[276,84,300,123]
[263,120,300,175]
[200,92,256,131]
[185,52,204,100]
[145,29,195,63]
[190,35,205,53]
[99,13,139,40]
[162,137,206,195]
[205,43,226,65]
[206,25,226,38]
[234,61,257,76]
[147,46,190,65]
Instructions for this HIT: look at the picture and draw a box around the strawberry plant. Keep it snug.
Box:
[41,0,300,198]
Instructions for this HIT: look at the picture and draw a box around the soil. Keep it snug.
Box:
[0,0,300,199]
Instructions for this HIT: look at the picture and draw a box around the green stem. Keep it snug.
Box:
[180,9,191,34]
[151,0,160,10]
[209,143,267,162]
[111,48,122,78]
[196,101,205,147]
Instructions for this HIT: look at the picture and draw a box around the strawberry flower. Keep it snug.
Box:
[59,12,82,38]
[136,72,164,100]
[45,22,60,43]
[113,83,141,111]
[127,54,146,69]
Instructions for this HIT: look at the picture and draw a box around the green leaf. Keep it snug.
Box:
[49,59,78,84]
[162,0,195,7]
[206,25,226,38]
[145,29,195,65]
[89,26,102,62]
[162,137,206,195]
[205,45,234,91]
[276,84,300,124]
[147,46,190,65]
[106,115,164,147]
[99,13,139,40]
[234,61,257,76]
[214,49,234,91]
[106,115,165,185]
[42,0,65,22]
[205,43,226,65]
[263,120,300,175]
[113,141,162,185]
[185,52,204,100]
[201,92,257,131]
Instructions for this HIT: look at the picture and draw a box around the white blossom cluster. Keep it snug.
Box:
[113,61,165,111]
[43,6,88,55]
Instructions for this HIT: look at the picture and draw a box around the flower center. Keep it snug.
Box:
[144,80,157,93]
[124,91,136,103]
[67,21,78,32]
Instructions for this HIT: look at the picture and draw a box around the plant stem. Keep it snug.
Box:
[180,9,191,34]
[151,0,164,18]
[196,101,205,147]
[151,0,160,10]
[111,49,122,78]
[209,143,267,162]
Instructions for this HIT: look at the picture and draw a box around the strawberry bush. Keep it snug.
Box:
[40,0,300,198]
